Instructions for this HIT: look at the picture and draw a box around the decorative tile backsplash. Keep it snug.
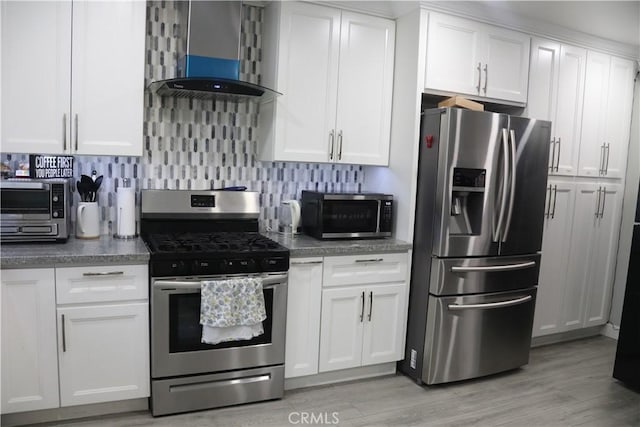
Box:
[1,1,364,235]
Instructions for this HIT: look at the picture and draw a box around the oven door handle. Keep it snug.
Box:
[154,274,288,290]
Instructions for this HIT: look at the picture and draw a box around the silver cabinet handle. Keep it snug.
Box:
[550,185,558,219]
[549,138,556,173]
[82,271,125,277]
[544,185,552,218]
[595,187,602,217]
[355,258,384,263]
[360,291,365,322]
[599,143,605,175]
[337,130,343,161]
[476,62,482,93]
[451,261,536,273]
[600,186,607,218]
[368,291,373,321]
[482,64,488,94]
[448,295,532,311]
[604,143,610,175]
[329,130,335,160]
[291,260,323,265]
[502,129,517,242]
[74,114,79,152]
[555,137,561,172]
[62,314,67,352]
[63,114,67,151]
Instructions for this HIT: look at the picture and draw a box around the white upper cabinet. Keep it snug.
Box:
[526,39,586,176]
[1,1,145,156]
[425,12,530,104]
[259,1,395,166]
[579,53,635,179]
[1,1,71,155]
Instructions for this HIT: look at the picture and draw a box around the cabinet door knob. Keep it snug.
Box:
[337,130,343,161]
[74,114,79,152]
[368,291,373,321]
[63,114,68,151]
[482,64,488,94]
[476,62,482,93]
[360,291,365,322]
[555,137,561,172]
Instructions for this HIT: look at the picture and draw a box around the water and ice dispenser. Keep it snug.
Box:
[450,168,486,235]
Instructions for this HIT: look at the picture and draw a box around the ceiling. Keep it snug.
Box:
[318,1,640,54]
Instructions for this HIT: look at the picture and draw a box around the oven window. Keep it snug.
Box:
[0,189,50,214]
[323,200,379,233]
[169,288,274,352]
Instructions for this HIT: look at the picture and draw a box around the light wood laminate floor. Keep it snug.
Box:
[50,336,639,426]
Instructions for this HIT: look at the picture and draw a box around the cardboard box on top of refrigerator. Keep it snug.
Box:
[438,95,484,111]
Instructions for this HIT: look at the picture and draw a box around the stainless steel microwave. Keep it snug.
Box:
[300,191,393,239]
[0,179,71,242]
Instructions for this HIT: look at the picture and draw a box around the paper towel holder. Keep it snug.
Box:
[114,178,138,240]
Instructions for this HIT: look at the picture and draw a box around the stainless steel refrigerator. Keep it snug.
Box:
[400,107,551,385]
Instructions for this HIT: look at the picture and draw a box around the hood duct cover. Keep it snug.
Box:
[148,1,280,102]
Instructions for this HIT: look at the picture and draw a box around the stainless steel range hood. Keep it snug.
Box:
[148,1,280,102]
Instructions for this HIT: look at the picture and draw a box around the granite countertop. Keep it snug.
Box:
[265,232,412,257]
[0,236,150,268]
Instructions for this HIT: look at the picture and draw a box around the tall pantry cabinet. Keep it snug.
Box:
[1,1,145,156]
[528,37,636,339]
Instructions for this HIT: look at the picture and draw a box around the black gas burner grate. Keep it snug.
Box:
[146,232,282,255]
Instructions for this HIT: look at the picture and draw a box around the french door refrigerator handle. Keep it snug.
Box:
[555,137,561,172]
[494,128,510,242]
[502,129,517,241]
[448,295,532,311]
[450,261,536,273]
[595,187,602,218]
[549,138,556,173]
[551,185,558,218]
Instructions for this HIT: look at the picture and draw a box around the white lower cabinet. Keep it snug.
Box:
[57,303,149,406]
[284,252,409,378]
[0,263,149,415]
[319,283,406,372]
[1,269,59,414]
[317,253,408,373]
[285,258,323,378]
[533,181,622,338]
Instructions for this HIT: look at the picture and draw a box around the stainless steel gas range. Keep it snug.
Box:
[140,190,290,416]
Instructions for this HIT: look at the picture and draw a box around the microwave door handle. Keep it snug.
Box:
[376,200,381,233]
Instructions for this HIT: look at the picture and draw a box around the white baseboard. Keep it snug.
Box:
[284,362,396,391]
[601,322,620,340]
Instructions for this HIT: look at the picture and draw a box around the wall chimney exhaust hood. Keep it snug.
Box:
[148,1,280,102]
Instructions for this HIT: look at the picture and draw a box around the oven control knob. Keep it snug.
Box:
[53,211,59,218]
[52,195,59,202]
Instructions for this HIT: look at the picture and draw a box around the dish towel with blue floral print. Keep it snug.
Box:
[200,277,266,345]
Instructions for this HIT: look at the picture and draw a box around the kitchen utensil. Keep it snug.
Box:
[279,200,301,234]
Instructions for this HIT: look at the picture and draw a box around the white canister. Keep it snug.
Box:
[115,178,136,238]
[76,202,100,239]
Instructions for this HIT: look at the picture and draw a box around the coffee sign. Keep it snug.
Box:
[29,155,74,179]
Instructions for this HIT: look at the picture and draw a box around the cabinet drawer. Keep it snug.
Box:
[322,253,408,287]
[56,264,148,304]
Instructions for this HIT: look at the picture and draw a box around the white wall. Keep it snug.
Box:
[609,70,640,327]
